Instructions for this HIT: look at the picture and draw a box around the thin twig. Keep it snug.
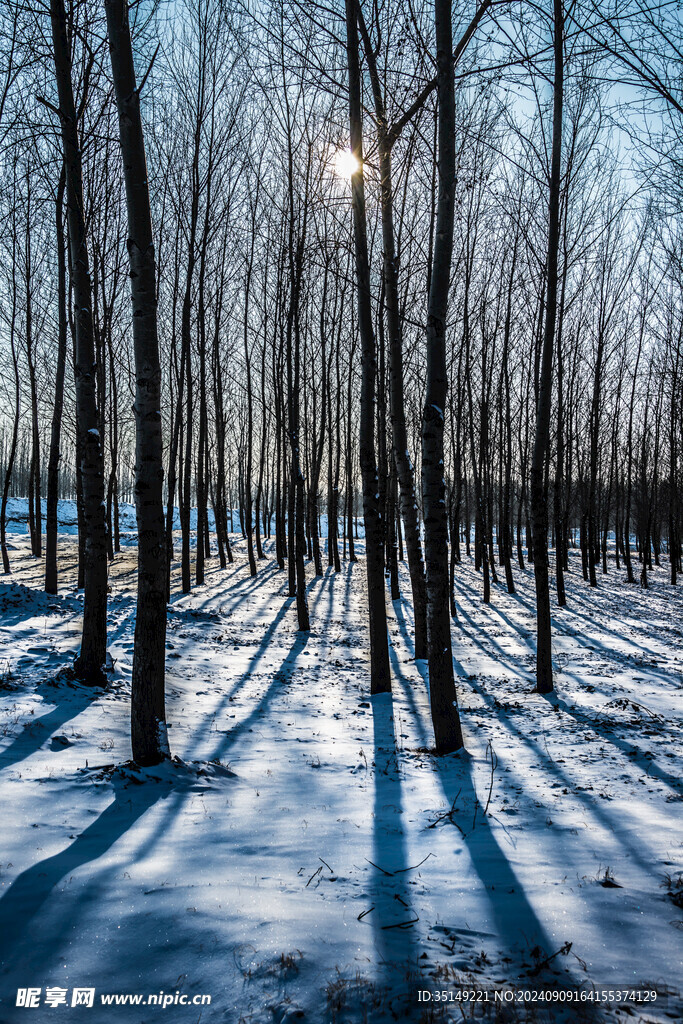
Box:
[381,912,420,930]
[365,858,394,876]
[136,43,160,97]
[394,853,435,873]
[425,791,462,831]
[629,700,663,721]
[305,866,322,888]
[484,741,498,816]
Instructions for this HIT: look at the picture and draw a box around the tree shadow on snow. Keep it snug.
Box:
[542,690,682,797]
[387,596,431,750]
[394,645,600,1012]
[119,601,311,866]
[367,693,422,1018]
[177,593,297,762]
[0,771,168,984]
[0,680,101,773]
[0,583,83,630]
[429,743,598,1008]
[206,626,310,762]
[464,673,657,879]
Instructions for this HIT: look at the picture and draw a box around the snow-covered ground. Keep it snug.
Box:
[0,498,363,542]
[0,523,681,1023]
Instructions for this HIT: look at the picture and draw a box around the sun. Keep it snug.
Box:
[333,148,360,179]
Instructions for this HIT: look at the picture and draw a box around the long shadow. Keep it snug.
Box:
[0,773,166,981]
[465,675,657,876]
[405,647,597,1000]
[207,628,309,761]
[106,607,137,646]
[399,573,676,826]
[0,584,83,629]
[455,578,679,761]
[369,694,422,1018]
[553,600,673,667]
[103,611,311,877]
[308,566,338,642]
[389,598,432,750]
[305,568,320,594]
[545,690,682,796]
[119,563,359,909]
[432,753,600,1009]
[167,560,279,614]
[406,617,650,972]
[459,572,683,787]
[0,682,99,773]
[392,592,414,635]
[454,599,532,682]
[453,580,539,667]
[88,575,309,886]
[560,628,678,690]
[392,581,476,719]
[168,567,282,635]
[181,594,296,762]
[225,562,280,593]
[487,604,537,654]
[224,562,281,598]
[339,558,355,623]
[512,574,677,672]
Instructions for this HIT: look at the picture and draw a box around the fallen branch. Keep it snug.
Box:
[365,852,436,877]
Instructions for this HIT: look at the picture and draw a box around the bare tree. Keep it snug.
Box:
[345,0,390,693]
[421,0,464,751]
[104,0,169,763]
[530,0,564,696]
[49,0,108,683]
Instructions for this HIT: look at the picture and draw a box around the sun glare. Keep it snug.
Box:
[334,148,360,179]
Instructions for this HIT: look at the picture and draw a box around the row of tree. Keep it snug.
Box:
[0,0,681,760]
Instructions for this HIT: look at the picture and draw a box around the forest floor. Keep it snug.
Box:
[0,523,682,1024]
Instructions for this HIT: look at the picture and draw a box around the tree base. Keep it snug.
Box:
[535,682,554,695]
[73,656,108,687]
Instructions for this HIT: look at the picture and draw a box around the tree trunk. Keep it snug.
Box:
[530,0,563,695]
[346,0,390,693]
[51,0,108,683]
[358,30,427,654]
[45,167,67,595]
[1,245,20,576]
[106,0,169,763]
[421,0,464,751]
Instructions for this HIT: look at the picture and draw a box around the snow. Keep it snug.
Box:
[157,718,171,759]
[0,498,364,542]
[0,517,681,1022]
